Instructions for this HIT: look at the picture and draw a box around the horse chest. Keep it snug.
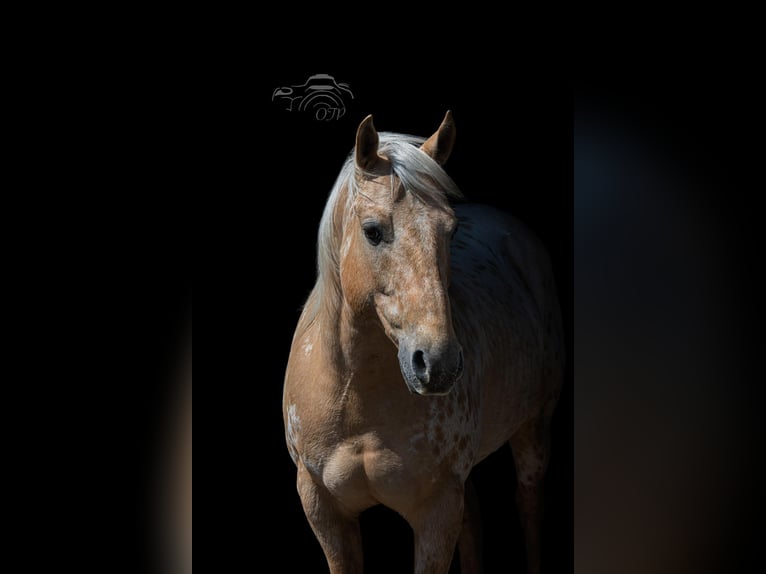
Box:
[292,398,478,513]
[321,436,409,511]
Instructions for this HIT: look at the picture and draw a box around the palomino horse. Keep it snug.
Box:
[283,112,564,573]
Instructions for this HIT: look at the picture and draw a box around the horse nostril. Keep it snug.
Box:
[456,349,464,378]
[412,350,428,382]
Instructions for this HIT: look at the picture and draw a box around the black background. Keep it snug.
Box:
[573,56,766,572]
[250,67,573,572]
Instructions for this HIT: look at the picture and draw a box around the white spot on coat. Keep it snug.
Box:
[286,403,302,463]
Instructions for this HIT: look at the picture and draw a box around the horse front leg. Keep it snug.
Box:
[296,464,363,574]
[406,479,465,574]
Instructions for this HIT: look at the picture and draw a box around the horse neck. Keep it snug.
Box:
[320,299,398,384]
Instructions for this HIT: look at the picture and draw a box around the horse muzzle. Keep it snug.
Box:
[397,339,464,396]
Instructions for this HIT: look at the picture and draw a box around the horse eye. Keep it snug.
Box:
[363,224,383,246]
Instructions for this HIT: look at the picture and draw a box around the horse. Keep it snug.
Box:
[282,112,564,573]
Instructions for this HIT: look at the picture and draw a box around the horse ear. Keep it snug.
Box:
[355,115,385,171]
[420,110,455,165]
